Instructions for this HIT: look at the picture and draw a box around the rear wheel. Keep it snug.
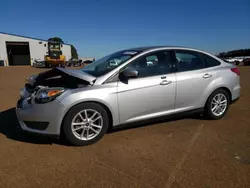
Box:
[62,103,109,146]
[205,89,230,120]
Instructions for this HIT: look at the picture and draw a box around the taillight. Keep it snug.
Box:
[231,67,240,76]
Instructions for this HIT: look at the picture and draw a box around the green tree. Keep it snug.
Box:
[218,52,226,58]
[217,49,250,58]
[71,45,78,59]
[48,37,64,43]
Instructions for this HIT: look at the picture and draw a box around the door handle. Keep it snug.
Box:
[160,80,172,85]
[203,73,212,79]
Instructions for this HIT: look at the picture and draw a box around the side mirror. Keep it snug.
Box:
[121,68,138,79]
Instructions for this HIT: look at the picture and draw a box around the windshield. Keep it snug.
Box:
[80,50,140,77]
[49,43,60,50]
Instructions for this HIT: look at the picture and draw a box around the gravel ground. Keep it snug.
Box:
[0,66,249,188]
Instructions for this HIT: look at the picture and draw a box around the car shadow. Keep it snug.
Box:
[0,107,204,145]
[0,108,69,146]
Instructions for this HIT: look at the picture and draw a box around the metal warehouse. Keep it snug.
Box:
[0,32,71,66]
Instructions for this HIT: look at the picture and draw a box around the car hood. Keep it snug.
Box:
[27,67,97,89]
[56,67,97,84]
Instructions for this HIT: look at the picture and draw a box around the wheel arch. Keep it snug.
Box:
[60,100,114,135]
[205,86,232,107]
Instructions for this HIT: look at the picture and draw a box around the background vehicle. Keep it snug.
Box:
[243,58,250,66]
[66,58,86,67]
[223,57,246,65]
[45,41,66,67]
[16,47,240,146]
[224,57,239,65]
[32,59,45,68]
[221,58,230,63]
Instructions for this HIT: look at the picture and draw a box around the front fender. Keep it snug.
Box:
[57,85,119,128]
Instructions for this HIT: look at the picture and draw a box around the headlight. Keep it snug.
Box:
[35,88,65,103]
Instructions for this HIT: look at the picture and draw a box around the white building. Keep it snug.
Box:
[0,32,71,66]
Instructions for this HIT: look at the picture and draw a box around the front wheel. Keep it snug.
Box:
[62,103,109,146]
[205,89,230,120]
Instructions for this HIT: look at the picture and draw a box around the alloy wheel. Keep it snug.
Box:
[211,93,228,117]
[71,109,103,140]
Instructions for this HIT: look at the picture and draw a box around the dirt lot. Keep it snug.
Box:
[0,66,249,188]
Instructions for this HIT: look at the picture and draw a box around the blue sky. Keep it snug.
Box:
[0,0,249,58]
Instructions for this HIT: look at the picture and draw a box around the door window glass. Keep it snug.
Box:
[126,51,172,78]
[203,54,221,67]
[175,51,205,72]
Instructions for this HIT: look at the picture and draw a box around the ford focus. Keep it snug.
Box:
[16,46,240,146]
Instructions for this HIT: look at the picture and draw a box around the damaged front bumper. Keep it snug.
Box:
[15,67,94,136]
[16,87,66,136]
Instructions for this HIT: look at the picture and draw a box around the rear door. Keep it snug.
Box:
[174,50,218,112]
[117,50,176,124]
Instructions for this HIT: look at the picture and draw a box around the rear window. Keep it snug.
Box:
[203,54,221,67]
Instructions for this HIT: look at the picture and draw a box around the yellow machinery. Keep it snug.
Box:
[45,41,66,67]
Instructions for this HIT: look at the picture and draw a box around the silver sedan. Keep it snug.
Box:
[16,46,240,146]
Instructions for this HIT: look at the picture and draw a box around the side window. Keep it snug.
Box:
[175,50,205,72]
[146,55,158,66]
[203,54,221,68]
[126,51,171,78]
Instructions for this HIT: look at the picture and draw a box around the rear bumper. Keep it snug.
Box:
[232,85,240,102]
[231,97,240,104]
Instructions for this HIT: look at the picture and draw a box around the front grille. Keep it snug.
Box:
[24,121,49,130]
[49,52,60,59]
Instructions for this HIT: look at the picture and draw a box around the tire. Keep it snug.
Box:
[204,89,230,120]
[62,102,109,146]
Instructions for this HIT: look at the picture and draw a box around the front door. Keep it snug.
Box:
[117,50,176,124]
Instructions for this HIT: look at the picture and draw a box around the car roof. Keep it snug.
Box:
[124,46,203,52]
[122,46,223,62]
